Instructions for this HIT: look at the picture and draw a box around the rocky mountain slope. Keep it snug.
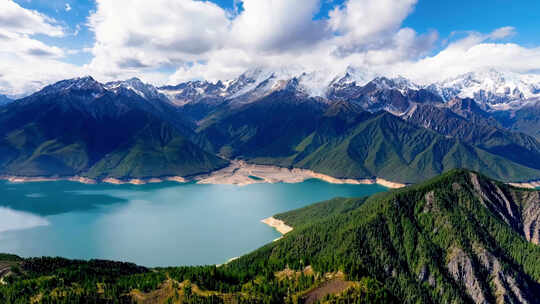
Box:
[253,169,540,303]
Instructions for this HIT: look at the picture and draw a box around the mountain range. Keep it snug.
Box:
[1,68,540,183]
[0,77,227,179]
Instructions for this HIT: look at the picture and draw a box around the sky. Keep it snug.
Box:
[1,0,540,96]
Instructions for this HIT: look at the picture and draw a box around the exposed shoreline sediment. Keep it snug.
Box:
[508,180,540,189]
[195,160,406,188]
[261,217,293,235]
[0,160,406,188]
[0,175,187,185]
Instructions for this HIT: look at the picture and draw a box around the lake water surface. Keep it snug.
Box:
[0,180,387,267]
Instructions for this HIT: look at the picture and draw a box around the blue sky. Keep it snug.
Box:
[3,0,540,95]
[403,0,540,47]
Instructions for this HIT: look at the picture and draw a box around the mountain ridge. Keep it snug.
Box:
[0,77,228,179]
[1,70,540,184]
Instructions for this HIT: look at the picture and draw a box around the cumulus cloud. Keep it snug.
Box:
[87,0,230,76]
[0,1,78,96]
[0,52,82,96]
[2,0,540,96]
[229,0,328,52]
[328,0,417,54]
[0,0,64,37]
[392,27,540,83]
[0,30,64,59]
[165,0,431,84]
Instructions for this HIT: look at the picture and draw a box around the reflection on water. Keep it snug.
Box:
[0,207,49,233]
[0,180,387,267]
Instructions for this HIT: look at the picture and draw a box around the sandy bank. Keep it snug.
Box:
[508,180,540,189]
[0,175,186,185]
[0,160,405,188]
[261,217,293,235]
[2,176,97,184]
[196,160,406,189]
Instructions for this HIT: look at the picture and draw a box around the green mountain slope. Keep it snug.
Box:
[405,101,540,171]
[197,90,329,159]
[85,120,228,179]
[210,99,540,183]
[2,170,539,303]
[226,169,540,303]
[0,78,228,179]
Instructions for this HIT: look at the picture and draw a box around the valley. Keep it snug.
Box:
[2,70,540,186]
[1,67,540,304]
[1,170,539,303]
[3,1,540,302]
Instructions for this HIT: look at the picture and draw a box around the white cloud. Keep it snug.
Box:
[0,51,82,96]
[2,0,539,97]
[388,27,540,84]
[229,0,327,52]
[0,0,64,37]
[65,3,72,12]
[328,0,417,54]
[87,0,230,76]
[489,26,516,40]
[0,30,64,58]
[167,0,429,84]
[0,1,80,96]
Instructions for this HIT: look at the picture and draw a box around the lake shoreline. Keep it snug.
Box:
[0,160,406,189]
[261,217,293,235]
[508,180,540,189]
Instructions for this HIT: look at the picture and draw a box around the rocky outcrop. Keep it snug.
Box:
[473,245,535,304]
[446,247,488,304]
[470,173,540,245]
[518,191,540,245]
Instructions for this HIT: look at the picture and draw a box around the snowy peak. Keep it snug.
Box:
[106,78,166,101]
[32,76,171,105]
[225,66,307,99]
[158,80,228,106]
[37,76,105,96]
[368,76,421,93]
[25,68,540,112]
[329,67,371,86]
[430,69,540,105]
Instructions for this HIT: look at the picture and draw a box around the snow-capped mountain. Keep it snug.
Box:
[105,78,168,101]
[31,76,172,105]
[427,69,540,107]
[158,67,306,106]
[158,80,228,106]
[159,66,386,107]
[18,68,540,115]
[36,76,106,97]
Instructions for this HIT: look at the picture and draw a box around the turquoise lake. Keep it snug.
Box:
[0,180,387,267]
